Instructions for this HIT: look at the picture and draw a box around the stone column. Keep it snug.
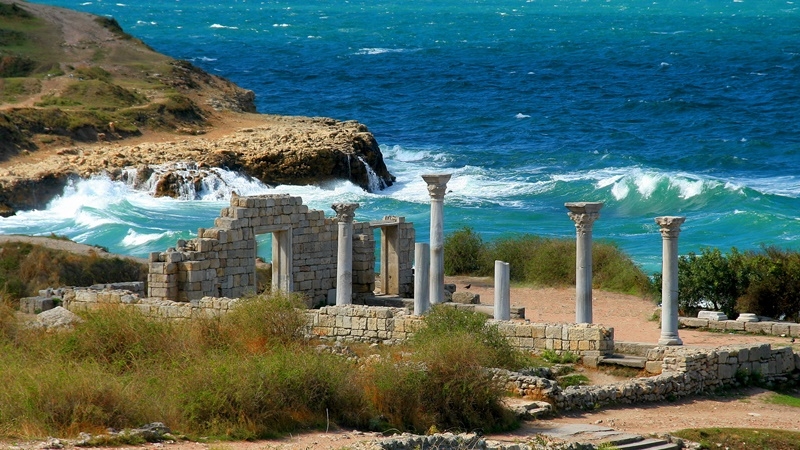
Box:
[422,174,451,305]
[333,203,359,306]
[414,242,430,315]
[494,260,510,321]
[565,202,603,324]
[656,216,685,346]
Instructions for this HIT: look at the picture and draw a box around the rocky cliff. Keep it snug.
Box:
[0,0,394,215]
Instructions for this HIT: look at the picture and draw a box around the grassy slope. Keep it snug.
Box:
[0,0,238,157]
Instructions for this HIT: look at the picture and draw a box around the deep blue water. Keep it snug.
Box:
[5,0,800,274]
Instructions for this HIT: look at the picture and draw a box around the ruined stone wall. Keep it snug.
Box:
[499,343,799,412]
[680,316,800,338]
[305,305,614,355]
[147,194,414,306]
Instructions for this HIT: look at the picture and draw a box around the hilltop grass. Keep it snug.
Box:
[672,428,800,450]
[0,242,146,303]
[444,227,654,297]
[0,296,532,440]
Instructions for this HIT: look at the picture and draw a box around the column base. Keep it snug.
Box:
[658,336,683,346]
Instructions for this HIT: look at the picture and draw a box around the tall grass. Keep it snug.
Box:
[364,306,528,433]
[443,228,654,296]
[0,294,524,440]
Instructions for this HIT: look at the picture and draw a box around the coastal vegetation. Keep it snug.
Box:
[672,428,800,450]
[0,295,528,440]
[0,241,146,302]
[443,227,654,297]
[664,246,800,321]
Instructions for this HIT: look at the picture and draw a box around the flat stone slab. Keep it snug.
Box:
[698,310,729,321]
[599,354,647,369]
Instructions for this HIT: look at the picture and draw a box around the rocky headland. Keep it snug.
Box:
[0,0,393,215]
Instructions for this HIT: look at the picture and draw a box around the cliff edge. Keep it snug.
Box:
[0,0,394,215]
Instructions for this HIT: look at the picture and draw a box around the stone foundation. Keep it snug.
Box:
[679,316,800,337]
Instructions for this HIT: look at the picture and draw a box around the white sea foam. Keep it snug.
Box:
[515,113,531,118]
[273,23,290,27]
[356,48,418,55]
[210,24,239,30]
[121,229,168,247]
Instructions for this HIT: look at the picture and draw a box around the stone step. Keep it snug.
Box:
[615,438,679,450]
[598,354,647,369]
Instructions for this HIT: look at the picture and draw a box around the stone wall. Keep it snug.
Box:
[305,305,614,355]
[499,343,799,412]
[680,316,800,338]
[147,194,414,306]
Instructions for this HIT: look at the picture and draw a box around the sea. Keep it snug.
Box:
[5,0,800,275]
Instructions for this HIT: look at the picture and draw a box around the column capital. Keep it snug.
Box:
[655,216,686,238]
[422,174,452,200]
[332,203,359,222]
[565,202,603,234]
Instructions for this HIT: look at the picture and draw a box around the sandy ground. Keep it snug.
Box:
[1,250,799,449]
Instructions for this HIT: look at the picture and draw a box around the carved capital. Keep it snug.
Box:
[655,216,685,238]
[332,203,359,222]
[565,202,603,235]
[568,212,601,235]
[422,174,452,200]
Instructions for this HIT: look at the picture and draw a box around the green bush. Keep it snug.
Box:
[672,246,800,321]
[443,226,483,275]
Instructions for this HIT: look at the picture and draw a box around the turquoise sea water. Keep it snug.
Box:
[5,0,800,274]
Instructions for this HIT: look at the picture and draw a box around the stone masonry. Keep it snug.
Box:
[147,194,414,306]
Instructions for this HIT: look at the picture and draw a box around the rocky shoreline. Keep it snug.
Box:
[0,114,395,215]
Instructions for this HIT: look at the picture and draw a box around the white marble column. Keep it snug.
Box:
[333,203,359,306]
[422,174,451,305]
[414,242,430,315]
[656,216,685,346]
[565,202,603,324]
[494,260,510,321]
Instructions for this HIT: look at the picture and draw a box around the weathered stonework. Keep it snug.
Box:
[147,194,414,306]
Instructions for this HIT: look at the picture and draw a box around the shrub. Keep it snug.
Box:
[443,227,483,275]
[673,245,800,321]
[219,292,308,351]
[413,305,532,370]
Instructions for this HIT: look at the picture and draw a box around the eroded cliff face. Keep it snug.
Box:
[0,115,395,214]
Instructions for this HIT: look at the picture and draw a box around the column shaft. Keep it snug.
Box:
[657,216,685,346]
[422,174,451,305]
[565,202,603,324]
[414,242,430,315]
[494,260,510,320]
[333,203,359,306]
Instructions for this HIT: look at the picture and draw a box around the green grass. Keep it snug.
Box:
[765,392,800,408]
[672,428,800,450]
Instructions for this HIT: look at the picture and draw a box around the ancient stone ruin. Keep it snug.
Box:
[146,193,415,306]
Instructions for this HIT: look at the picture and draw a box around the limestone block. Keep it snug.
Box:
[725,321,745,331]
[772,323,790,336]
[645,361,663,374]
[744,322,773,334]
[451,292,480,304]
[679,317,709,328]
[707,320,727,330]
[520,337,534,349]
[545,325,561,339]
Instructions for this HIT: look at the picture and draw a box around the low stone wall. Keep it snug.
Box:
[64,288,240,320]
[679,316,800,337]
[305,305,614,355]
[498,343,799,412]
